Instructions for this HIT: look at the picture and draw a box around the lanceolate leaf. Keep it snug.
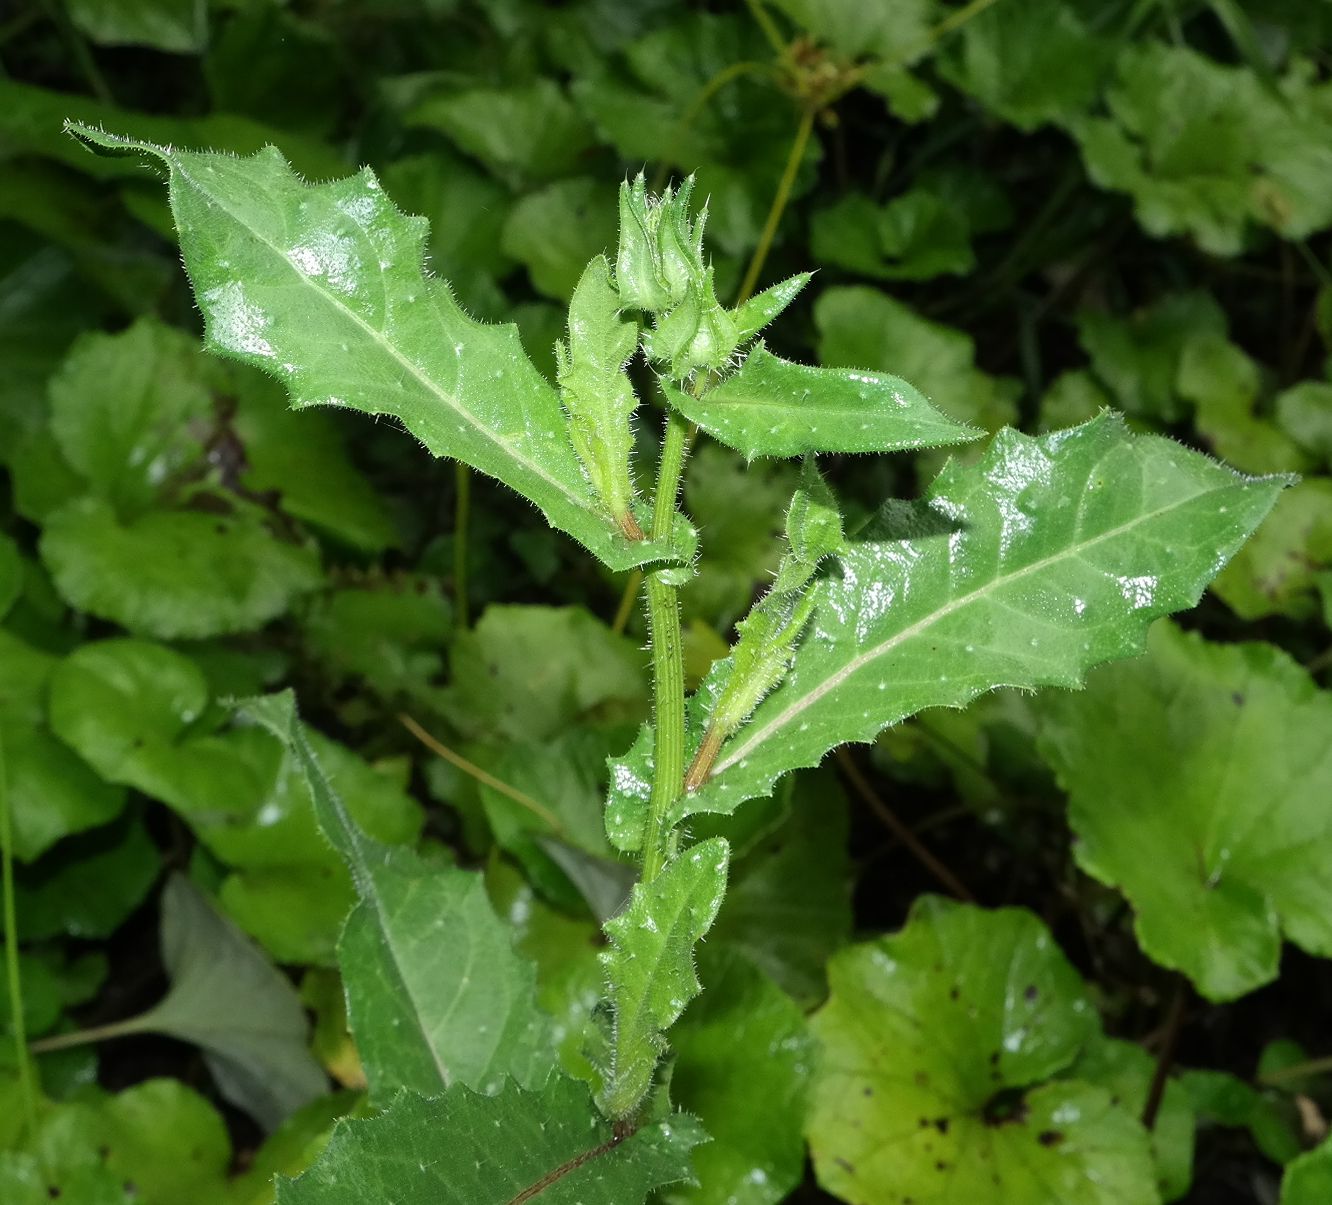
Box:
[666,345,978,459]
[675,413,1285,822]
[242,693,554,1102]
[278,1074,705,1205]
[67,125,689,572]
[600,838,730,1120]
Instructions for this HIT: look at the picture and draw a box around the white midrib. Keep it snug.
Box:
[172,155,592,515]
[713,489,1216,776]
[301,742,454,1089]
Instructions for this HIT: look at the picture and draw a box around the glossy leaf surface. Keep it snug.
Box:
[667,345,978,459]
[1040,622,1332,1000]
[807,897,1158,1204]
[680,414,1285,822]
[68,126,689,572]
[243,693,554,1100]
[600,837,730,1119]
[279,1074,704,1205]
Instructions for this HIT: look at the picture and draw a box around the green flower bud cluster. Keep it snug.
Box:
[615,174,740,382]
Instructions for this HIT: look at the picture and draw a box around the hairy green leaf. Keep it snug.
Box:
[1040,622,1332,1000]
[600,837,730,1119]
[815,286,1019,435]
[556,256,644,536]
[278,1074,705,1205]
[67,126,689,572]
[677,413,1284,822]
[808,897,1159,1204]
[243,693,554,1100]
[666,345,978,459]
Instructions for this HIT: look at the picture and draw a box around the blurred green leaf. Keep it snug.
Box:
[41,497,323,639]
[1211,479,1332,620]
[14,819,158,942]
[405,80,594,188]
[503,178,619,301]
[938,0,1112,129]
[710,772,851,1007]
[1069,1037,1195,1201]
[0,629,126,863]
[815,285,1019,435]
[443,605,648,743]
[87,875,327,1131]
[66,0,207,53]
[1072,44,1332,253]
[1041,622,1332,1001]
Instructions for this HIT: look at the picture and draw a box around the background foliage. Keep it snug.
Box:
[1,0,1331,1201]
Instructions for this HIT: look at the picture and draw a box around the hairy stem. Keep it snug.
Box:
[0,727,38,1129]
[639,412,690,884]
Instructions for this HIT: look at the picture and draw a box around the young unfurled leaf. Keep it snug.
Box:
[599,838,730,1120]
[732,272,812,343]
[665,344,979,459]
[241,693,554,1102]
[556,256,645,538]
[808,897,1159,1204]
[677,413,1285,822]
[66,126,689,573]
[1039,622,1332,1001]
[278,1074,705,1205]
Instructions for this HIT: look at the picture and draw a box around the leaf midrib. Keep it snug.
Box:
[713,481,1236,777]
[170,154,594,517]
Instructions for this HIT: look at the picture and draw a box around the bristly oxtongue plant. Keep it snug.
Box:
[66,123,1286,1202]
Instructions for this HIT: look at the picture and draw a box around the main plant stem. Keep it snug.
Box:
[0,727,38,1129]
[639,412,689,884]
